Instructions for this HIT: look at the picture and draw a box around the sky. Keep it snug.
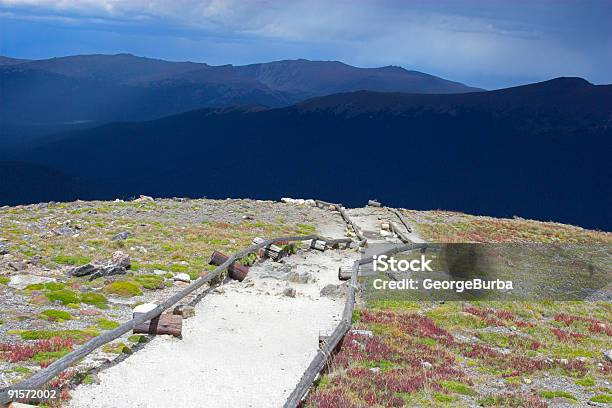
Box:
[0,0,611,89]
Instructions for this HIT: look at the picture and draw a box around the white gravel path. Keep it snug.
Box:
[68,250,356,408]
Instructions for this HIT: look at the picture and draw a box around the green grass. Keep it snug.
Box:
[96,318,120,330]
[52,255,91,266]
[45,289,80,305]
[434,393,459,403]
[590,394,612,404]
[32,349,71,363]
[26,282,66,291]
[80,292,109,309]
[539,390,577,401]
[103,281,142,297]
[576,377,596,387]
[128,335,147,343]
[439,380,477,396]
[0,276,9,285]
[17,329,99,342]
[40,309,73,321]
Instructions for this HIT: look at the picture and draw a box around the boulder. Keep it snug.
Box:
[0,242,8,255]
[8,261,27,271]
[8,274,56,290]
[283,287,296,297]
[173,273,191,283]
[604,349,612,363]
[111,251,131,269]
[320,283,348,299]
[111,231,130,241]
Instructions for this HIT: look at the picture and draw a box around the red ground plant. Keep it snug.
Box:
[0,337,75,363]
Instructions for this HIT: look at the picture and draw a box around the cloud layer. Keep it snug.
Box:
[1,0,610,89]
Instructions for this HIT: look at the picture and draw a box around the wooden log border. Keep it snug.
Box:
[0,233,330,406]
[283,201,427,408]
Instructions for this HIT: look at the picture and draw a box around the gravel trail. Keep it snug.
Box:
[68,249,357,408]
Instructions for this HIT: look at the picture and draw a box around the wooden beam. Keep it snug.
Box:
[133,313,182,337]
[209,251,249,281]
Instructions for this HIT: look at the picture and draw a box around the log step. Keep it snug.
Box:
[133,313,182,337]
[209,251,249,281]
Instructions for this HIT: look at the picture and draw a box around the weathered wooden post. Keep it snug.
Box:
[338,266,353,280]
[209,251,249,281]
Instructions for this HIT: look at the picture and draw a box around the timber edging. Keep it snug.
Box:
[0,234,328,406]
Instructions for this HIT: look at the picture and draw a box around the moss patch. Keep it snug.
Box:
[103,281,142,297]
[40,309,73,321]
[80,292,109,309]
[134,275,164,290]
[97,318,120,330]
[45,289,80,305]
[52,255,91,266]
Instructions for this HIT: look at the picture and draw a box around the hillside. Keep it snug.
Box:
[5,77,611,231]
[0,54,480,131]
[0,198,609,407]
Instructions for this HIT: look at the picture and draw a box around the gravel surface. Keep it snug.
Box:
[68,249,358,408]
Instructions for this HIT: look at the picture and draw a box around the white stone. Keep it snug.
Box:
[8,274,55,290]
[133,303,157,314]
[173,273,191,283]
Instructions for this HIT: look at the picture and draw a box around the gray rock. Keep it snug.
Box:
[68,264,98,277]
[604,349,612,363]
[54,226,78,236]
[111,251,131,269]
[8,261,27,271]
[111,231,130,241]
[283,287,296,297]
[173,305,196,318]
[286,271,316,284]
[153,269,169,276]
[68,261,127,280]
[320,283,347,298]
[0,242,8,255]
[8,274,56,290]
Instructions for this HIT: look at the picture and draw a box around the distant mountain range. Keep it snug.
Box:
[0,53,480,137]
[2,77,610,230]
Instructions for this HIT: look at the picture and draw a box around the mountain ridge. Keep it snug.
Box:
[4,76,610,230]
[0,53,482,131]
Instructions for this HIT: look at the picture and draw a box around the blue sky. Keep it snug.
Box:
[1,0,611,89]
